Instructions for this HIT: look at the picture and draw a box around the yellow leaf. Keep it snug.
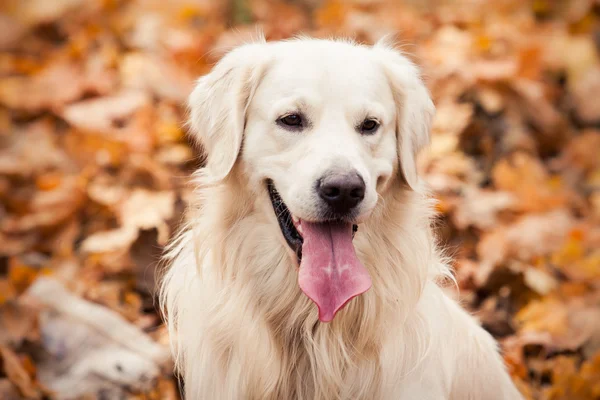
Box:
[552,235,585,267]
[156,121,184,144]
[516,297,568,336]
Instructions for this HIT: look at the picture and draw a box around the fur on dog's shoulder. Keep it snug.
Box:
[159,37,522,400]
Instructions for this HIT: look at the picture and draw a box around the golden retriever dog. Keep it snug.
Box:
[159,37,523,399]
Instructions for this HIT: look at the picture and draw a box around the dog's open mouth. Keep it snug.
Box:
[267,180,372,322]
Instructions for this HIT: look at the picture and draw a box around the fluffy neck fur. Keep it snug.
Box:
[159,170,451,399]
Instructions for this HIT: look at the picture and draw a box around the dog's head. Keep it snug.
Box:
[188,38,434,322]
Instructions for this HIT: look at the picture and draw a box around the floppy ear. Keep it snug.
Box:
[374,42,435,190]
[188,43,270,181]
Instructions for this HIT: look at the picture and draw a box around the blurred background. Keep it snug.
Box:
[1,0,599,399]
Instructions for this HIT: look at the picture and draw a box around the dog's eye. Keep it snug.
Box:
[278,114,303,128]
[359,119,379,134]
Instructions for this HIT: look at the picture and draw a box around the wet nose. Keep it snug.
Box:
[317,171,365,215]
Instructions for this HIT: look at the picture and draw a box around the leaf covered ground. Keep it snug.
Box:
[1,0,600,399]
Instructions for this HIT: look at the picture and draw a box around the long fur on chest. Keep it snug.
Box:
[159,173,451,399]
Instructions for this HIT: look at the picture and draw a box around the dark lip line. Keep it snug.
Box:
[266,180,303,263]
[266,180,360,264]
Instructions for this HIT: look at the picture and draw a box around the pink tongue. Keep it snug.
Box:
[298,221,372,322]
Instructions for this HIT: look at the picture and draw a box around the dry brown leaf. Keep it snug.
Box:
[427,134,460,159]
[504,210,575,260]
[553,242,600,282]
[10,0,90,26]
[567,306,600,358]
[81,227,139,254]
[120,53,193,103]
[82,188,175,255]
[118,189,176,245]
[516,296,569,337]
[423,152,481,189]
[502,331,553,379]
[0,120,72,177]
[155,144,194,165]
[0,378,22,400]
[61,90,151,135]
[477,209,575,279]
[544,353,600,400]
[0,232,37,257]
[0,280,16,305]
[86,281,142,321]
[0,62,86,111]
[252,1,308,40]
[492,152,568,212]
[0,302,39,347]
[564,35,600,88]
[572,66,600,124]
[87,177,127,207]
[555,130,600,173]
[127,154,174,189]
[432,101,474,136]
[0,345,41,399]
[591,192,600,221]
[511,78,565,135]
[422,25,472,76]
[452,188,516,230]
[2,175,84,233]
[0,15,27,51]
[515,293,600,356]
[470,59,519,82]
[39,218,80,257]
[475,86,505,114]
[523,267,558,296]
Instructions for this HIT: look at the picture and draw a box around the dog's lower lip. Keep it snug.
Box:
[267,180,303,262]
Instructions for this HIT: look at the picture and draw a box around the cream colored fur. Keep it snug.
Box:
[159,37,522,400]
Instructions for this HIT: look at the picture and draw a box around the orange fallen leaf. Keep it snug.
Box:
[8,261,39,294]
[516,296,569,336]
[492,152,568,212]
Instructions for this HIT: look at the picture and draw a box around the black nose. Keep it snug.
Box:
[317,172,366,215]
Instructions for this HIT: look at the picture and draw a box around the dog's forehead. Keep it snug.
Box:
[262,40,391,100]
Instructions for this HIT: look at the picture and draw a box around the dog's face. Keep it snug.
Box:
[243,42,397,226]
[188,38,434,321]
